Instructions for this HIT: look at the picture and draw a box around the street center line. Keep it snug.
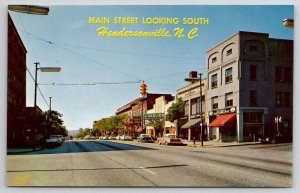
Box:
[139,166,157,175]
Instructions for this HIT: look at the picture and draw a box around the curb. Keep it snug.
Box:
[7,147,44,155]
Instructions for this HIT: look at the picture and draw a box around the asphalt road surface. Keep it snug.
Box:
[6,140,292,187]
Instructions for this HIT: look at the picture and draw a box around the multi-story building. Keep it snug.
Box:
[7,14,27,147]
[176,72,207,140]
[116,93,173,137]
[145,95,175,138]
[206,31,293,142]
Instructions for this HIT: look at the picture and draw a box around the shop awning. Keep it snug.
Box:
[208,113,236,127]
[181,118,201,129]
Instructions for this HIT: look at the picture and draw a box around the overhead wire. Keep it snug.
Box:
[18,28,141,81]
[26,66,50,108]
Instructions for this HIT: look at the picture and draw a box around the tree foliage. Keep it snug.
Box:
[76,128,91,138]
[152,119,165,137]
[91,114,127,136]
[44,110,68,137]
[166,98,185,122]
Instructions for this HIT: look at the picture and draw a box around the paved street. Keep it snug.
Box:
[6,140,292,187]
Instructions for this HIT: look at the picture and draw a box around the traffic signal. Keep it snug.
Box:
[140,82,147,96]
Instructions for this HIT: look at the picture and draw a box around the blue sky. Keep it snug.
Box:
[9,5,293,131]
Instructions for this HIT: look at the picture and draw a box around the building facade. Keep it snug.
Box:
[206,31,293,142]
[7,14,27,147]
[176,72,207,141]
[145,95,175,138]
[116,93,173,137]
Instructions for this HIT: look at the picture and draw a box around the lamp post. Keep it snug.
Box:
[32,62,61,150]
[283,18,294,28]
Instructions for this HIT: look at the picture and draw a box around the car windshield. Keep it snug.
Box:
[49,135,59,139]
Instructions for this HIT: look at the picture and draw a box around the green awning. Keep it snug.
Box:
[181,118,201,129]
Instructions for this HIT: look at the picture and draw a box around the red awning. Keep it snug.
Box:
[208,113,236,127]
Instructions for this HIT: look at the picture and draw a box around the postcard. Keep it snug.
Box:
[6,5,293,187]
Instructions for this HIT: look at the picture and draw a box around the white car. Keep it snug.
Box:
[46,135,63,147]
[120,135,132,141]
[157,134,183,145]
[99,135,109,140]
[109,135,117,140]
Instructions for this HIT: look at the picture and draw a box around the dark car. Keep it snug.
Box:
[137,134,154,143]
[259,132,292,144]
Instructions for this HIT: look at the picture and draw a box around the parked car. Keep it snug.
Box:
[109,135,117,140]
[120,135,133,141]
[116,135,121,140]
[84,135,96,140]
[157,134,183,145]
[137,134,154,143]
[45,135,63,147]
[99,135,109,140]
[259,132,292,144]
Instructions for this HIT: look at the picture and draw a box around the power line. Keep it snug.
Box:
[39,81,141,86]
[17,28,206,61]
[62,43,206,60]
[18,28,141,81]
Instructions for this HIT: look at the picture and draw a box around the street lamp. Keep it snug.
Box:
[8,5,49,15]
[283,18,294,28]
[32,62,61,150]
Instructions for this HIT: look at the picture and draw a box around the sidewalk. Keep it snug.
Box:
[7,147,44,155]
[183,140,261,148]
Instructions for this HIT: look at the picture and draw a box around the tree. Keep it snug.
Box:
[76,128,91,139]
[152,119,165,137]
[44,110,68,137]
[166,98,185,137]
[92,114,127,136]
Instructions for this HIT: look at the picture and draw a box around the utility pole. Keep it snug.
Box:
[32,62,39,150]
[199,73,204,147]
[49,97,52,111]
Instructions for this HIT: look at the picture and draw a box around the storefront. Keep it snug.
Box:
[208,113,237,142]
[180,118,207,140]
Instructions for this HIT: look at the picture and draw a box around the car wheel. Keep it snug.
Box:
[271,139,276,144]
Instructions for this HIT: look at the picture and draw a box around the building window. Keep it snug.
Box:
[275,66,292,82]
[211,74,218,88]
[226,49,232,56]
[250,90,257,106]
[211,97,218,110]
[225,92,233,107]
[212,57,217,63]
[191,98,200,115]
[184,101,189,116]
[276,91,292,107]
[225,67,233,83]
[250,65,257,80]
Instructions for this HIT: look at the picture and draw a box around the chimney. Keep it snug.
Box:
[189,71,198,78]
